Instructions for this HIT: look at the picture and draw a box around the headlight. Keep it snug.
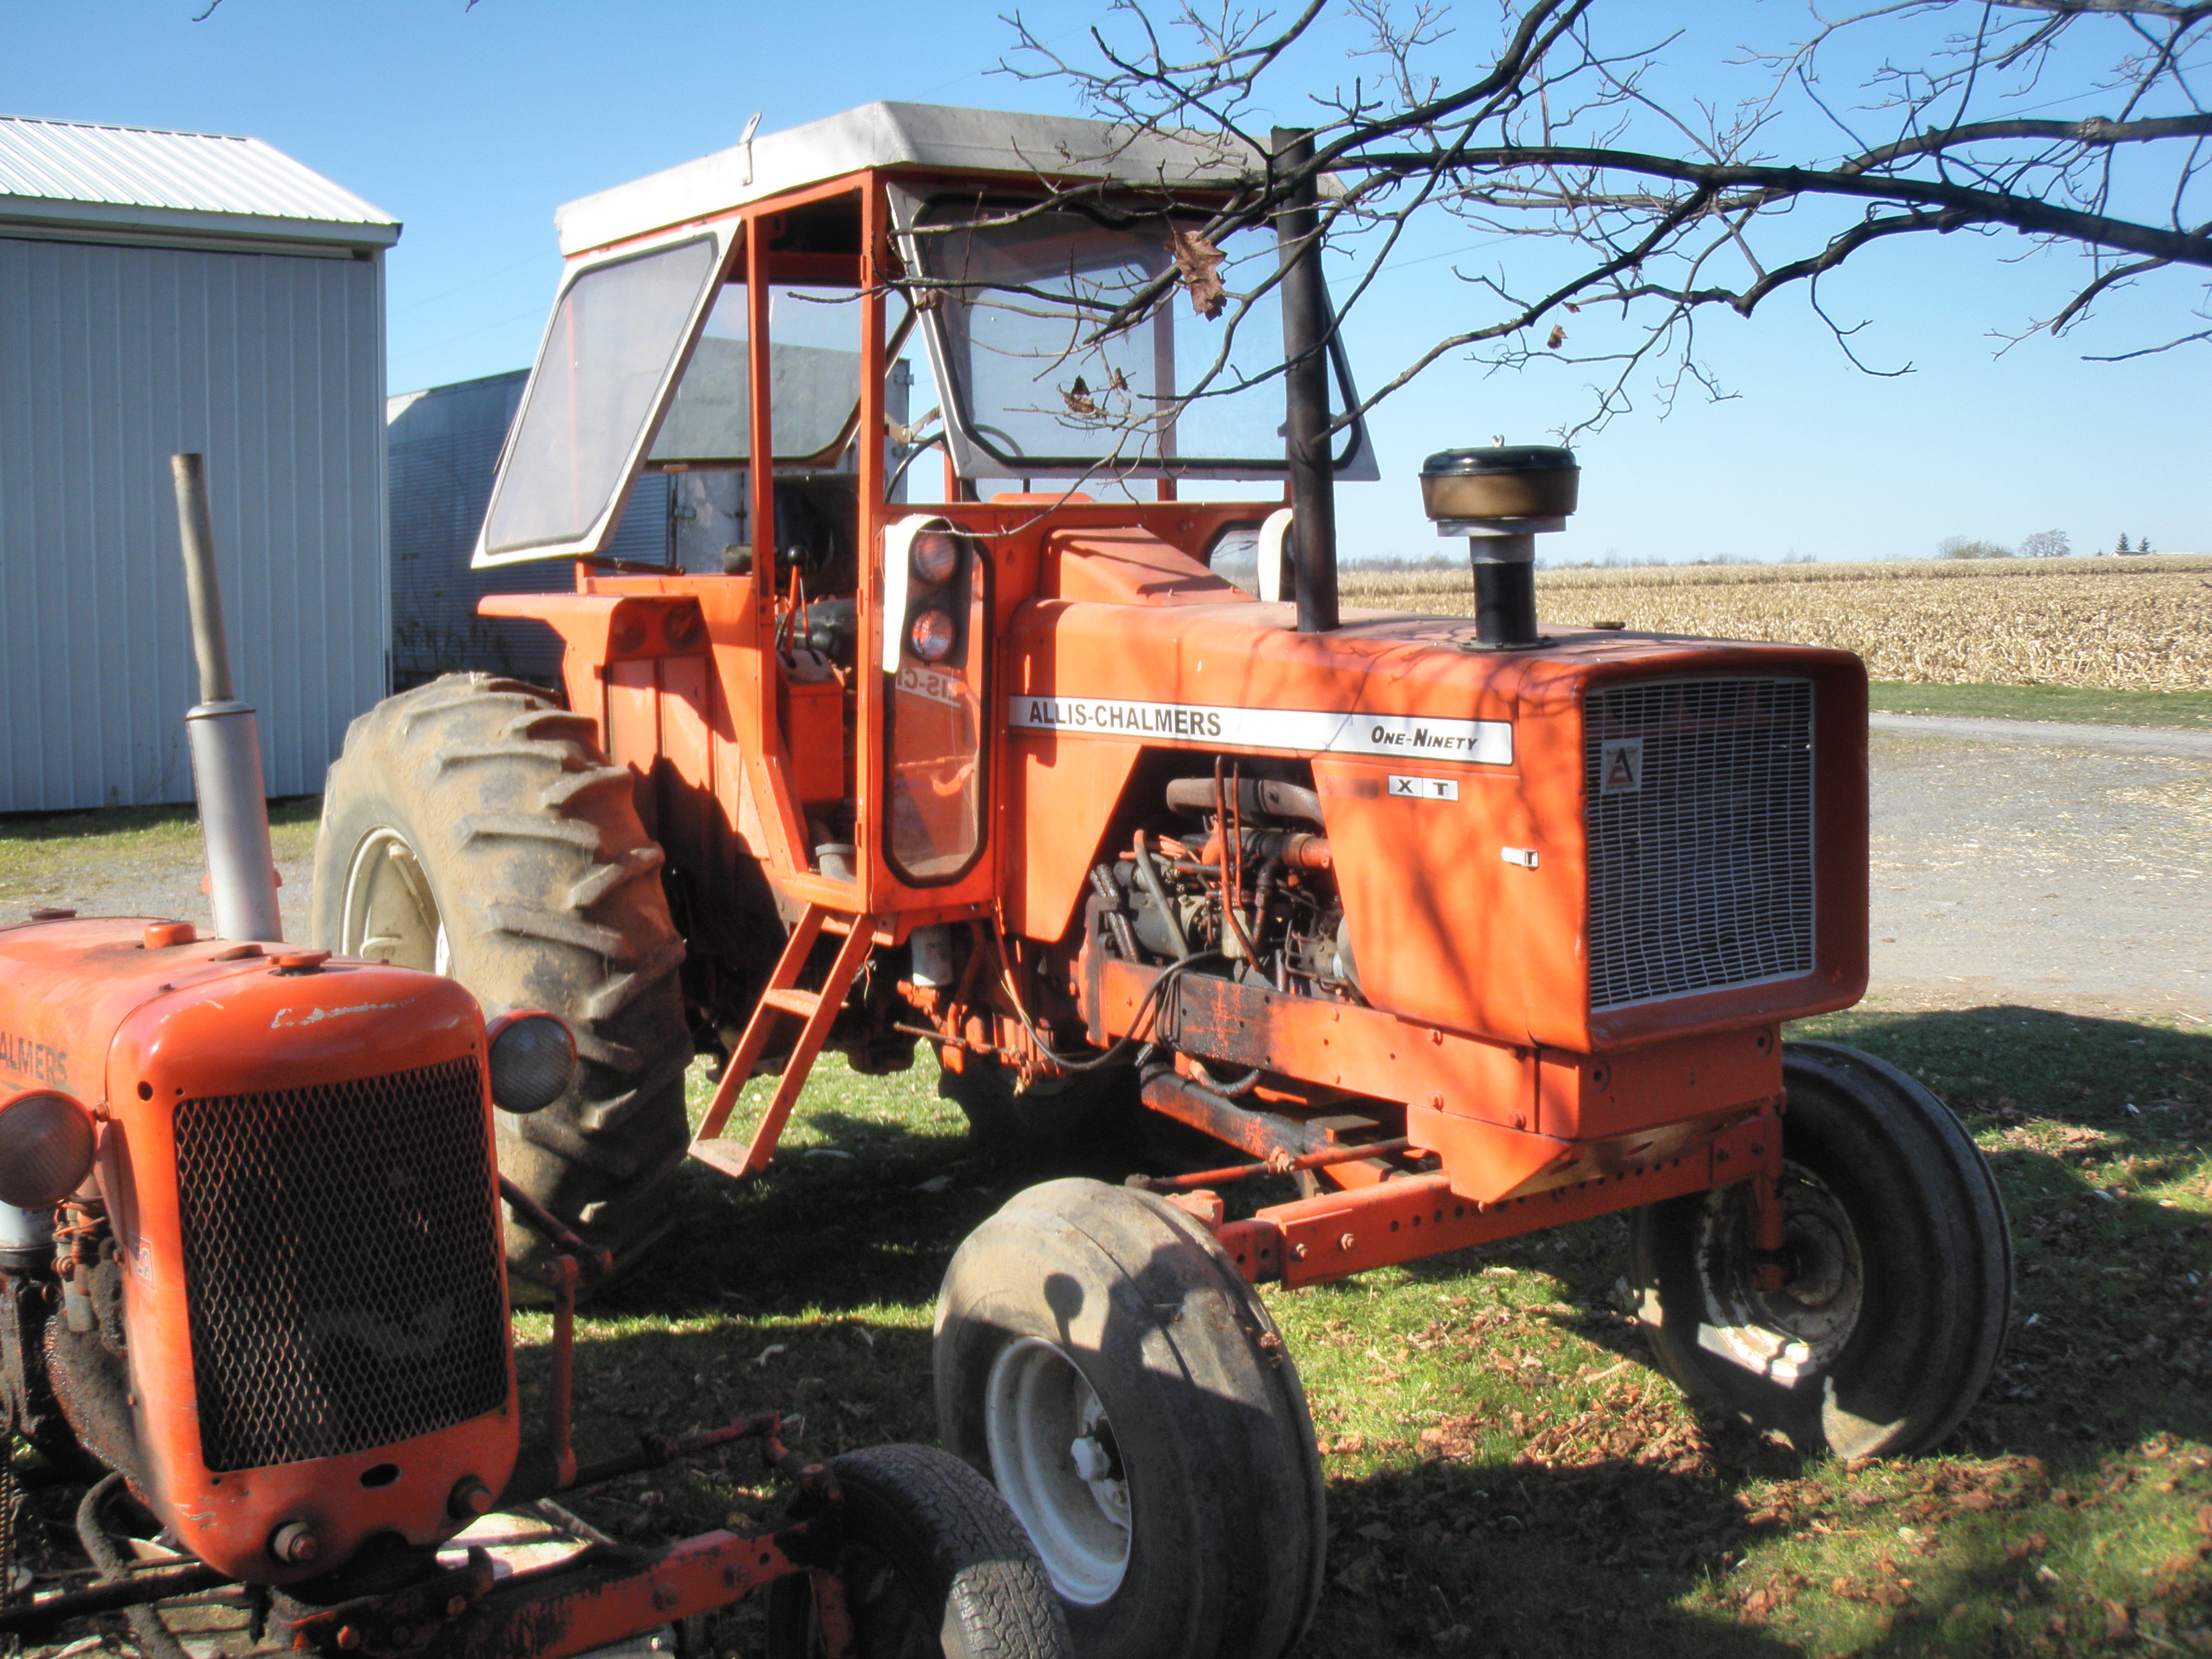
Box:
[484,1011,577,1114]
[911,531,960,585]
[908,608,956,663]
[0,1090,96,1208]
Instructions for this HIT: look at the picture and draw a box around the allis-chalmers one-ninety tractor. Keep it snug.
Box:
[0,459,1067,1658]
[307,102,2013,1659]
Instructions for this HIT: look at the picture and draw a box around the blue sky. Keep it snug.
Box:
[5,0,2205,563]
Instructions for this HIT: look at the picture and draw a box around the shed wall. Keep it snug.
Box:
[0,234,386,812]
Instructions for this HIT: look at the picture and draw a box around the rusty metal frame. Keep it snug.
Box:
[1213,1108,1781,1287]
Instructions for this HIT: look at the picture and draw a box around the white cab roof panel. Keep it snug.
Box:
[555,101,1258,256]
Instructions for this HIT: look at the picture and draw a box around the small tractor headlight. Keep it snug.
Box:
[911,531,960,585]
[908,608,956,663]
[485,1012,577,1114]
[0,1090,96,1208]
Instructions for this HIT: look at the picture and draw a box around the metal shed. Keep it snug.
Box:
[387,371,668,689]
[0,113,398,813]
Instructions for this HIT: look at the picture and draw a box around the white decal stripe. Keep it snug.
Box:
[1008,696,1512,766]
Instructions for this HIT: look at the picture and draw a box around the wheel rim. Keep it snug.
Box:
[339,826,449,973]
[983,1336,1131,1605]
[1692,1162,1865,1384]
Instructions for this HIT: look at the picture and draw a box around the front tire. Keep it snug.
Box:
[934,1180,1324,1659]
[765,1443,1069,1658]
[312,674,692,1278]
[1631,1040,2013,1459]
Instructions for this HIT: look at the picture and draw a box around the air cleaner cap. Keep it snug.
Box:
[1419,445,1579,523]
[1420,445,1578,475]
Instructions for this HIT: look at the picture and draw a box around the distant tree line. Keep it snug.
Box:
[1936,529,2157,559]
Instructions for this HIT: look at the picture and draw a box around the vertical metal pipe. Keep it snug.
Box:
[172,454,233,705]
[171,454,284,943]
[1273,129,1338,634]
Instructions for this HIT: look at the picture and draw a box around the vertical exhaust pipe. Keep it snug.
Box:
[172,453,283,943]
[1273,128,1338,634]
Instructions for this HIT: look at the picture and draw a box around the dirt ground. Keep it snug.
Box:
[8,717,2208,1025]
[1865,717,2211,1023]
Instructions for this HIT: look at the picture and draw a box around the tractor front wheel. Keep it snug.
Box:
[934,1179,1325,1659]
[311,674,693,1281]
[936,1054,1139,1161]
[764,1443,1068,1658]
[1630,1040,2013,1460]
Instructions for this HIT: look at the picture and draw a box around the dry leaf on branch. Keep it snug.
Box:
[1165,230,1227,318]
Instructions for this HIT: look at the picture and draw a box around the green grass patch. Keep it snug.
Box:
[1869,682,2212,730]
[0,795,321,910]
[518,1007,2212,1656]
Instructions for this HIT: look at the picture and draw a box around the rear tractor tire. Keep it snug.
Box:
[311,674,692,1279]
[1630,1040,2013,1460]
[935,1179,1325,1659]
[936,1054,1140,1162]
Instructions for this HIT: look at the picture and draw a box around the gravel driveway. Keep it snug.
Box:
[1866,716,2210,1022]
[7,718,2207,1022]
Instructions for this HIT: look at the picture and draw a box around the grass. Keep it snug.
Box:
[1866,683,2212,731]
[0,796,321,913]
[518,1004,2212,1658]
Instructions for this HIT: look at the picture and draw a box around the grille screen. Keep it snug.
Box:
[175,1057,510,1472]
[1584,678,1815,1011]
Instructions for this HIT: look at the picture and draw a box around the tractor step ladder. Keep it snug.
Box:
[689,903,879,1180]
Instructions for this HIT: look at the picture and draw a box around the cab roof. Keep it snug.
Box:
[554,100,1259,257]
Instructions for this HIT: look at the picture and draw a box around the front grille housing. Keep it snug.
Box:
[173,1057,510,1472]
[1584,677,1816,1011]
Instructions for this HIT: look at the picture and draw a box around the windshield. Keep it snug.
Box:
[478,233,722,563]
[650,282,866,467]
[910,201,1359,478]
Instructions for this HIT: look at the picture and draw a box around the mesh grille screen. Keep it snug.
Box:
[175,1057,509,1472]
[1584,678,1815,1011]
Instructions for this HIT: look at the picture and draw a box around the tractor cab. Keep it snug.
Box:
[472,101,1371,935]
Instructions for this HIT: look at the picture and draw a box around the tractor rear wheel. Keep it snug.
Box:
[763,1443,1068,1658]
[310,674,692,1280]
[936,1055,1140,1161]
[1630,1040,2013,1460]
[934,1180,1324,1659]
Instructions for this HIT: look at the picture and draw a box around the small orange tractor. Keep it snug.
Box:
[310,104,2013,1659]
[0,457,1065,1659]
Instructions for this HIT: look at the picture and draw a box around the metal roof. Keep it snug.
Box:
[0,113,400,249]
[555,100,1259,256]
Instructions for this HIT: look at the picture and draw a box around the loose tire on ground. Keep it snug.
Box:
[310,674,692,1279]
[934,1179,1325,1659]
[936,1056,1139,1160]
[765,1443,1070,1659]
[1630,1039,2013,1460]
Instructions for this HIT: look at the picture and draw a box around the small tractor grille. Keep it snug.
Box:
[174,1057,509,1472]
[1584,677,1815,1011]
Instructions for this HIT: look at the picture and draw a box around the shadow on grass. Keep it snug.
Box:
[541,1004,2208,1654]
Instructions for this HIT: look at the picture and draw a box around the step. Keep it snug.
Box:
[761,987,823,1017]
[687,1138,756,1181]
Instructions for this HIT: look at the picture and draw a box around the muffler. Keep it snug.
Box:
[172,452,283,943]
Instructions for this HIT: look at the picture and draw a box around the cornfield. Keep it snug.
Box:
[1339,554,2212,691]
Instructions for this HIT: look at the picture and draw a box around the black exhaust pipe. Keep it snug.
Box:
[1273,128,1338,634]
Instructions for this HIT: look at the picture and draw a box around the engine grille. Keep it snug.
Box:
[174,1057,509,1472]
[1584,677,1815,1011]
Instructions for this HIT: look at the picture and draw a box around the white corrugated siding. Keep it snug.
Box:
[0,235,387,811]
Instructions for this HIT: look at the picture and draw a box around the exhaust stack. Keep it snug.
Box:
[1418,446,1580,650]
[172,453,283,943]
[1274,128,1338,634]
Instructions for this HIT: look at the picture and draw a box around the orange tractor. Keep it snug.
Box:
[311,104,2013,1659]
[0,457,1066,1659]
